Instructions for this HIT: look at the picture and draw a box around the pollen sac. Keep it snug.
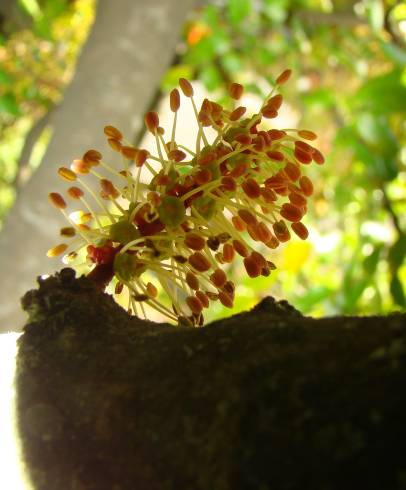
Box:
[312,148,325,165]
[298,130,317,141]
[289,192,307,207]
[228,82,244,100]
[145,111,159,134]
[275,68,292,85]
[229,106,246,121]
[280,203,303,223]
[179,78,194,97]
[100,179,120,199]
[266,150,284,162]
[291,221,309,240]
[273,220,291,242]
[47,243,68,257]
[220,176,236,192]
[49,192,67,209]
[244,256,261,278]
[184,233,206,251]
[268,94,283,111]
[255,222,272,243]
[210,268,227,288]
[104,125,123,140]
[83,149,102,165]
[121,146,138,160]
[195,290,209,308]
[60,227,76,237]
[218,291,233,308]
[146,282,158,298]
[299,176,314,196]
[222,243,235,263]
[207,236,220,251]
[234,133,252,145]
[135,149,149,167]
[294,147,312,164]
[284,162,301,181]
[242,178,261,199]
[232,216,246,232]
[58,167,77,181]
[238,209,257,226]
[195,168,212,185]
[67,186,84,199]
[170,89,181,112]
[168,149,186,162]
[71,159,90,174]
[188,252,211,272]
[233,239,249,258]
[186,272,199,290]
[265,235,279,249]
[108,138,122,152]
[260,188,277,203]
[186,295,203,315]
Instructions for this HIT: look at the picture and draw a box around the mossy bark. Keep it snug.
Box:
[17,269,406,490]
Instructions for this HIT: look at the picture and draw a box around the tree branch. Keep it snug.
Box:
[16,269,406,490]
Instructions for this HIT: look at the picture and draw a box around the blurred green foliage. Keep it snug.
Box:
[0,0,94,221]
[163,0,406,318]
[0,0,405,319]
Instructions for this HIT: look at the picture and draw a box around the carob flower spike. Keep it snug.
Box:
[47,69,324,326]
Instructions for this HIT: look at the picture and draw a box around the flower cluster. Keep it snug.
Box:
[48,69,324,326]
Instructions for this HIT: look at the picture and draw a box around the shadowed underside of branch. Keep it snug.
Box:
[17,269,406,490]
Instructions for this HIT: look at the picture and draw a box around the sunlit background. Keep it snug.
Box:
[1,0,405,323]
[0,1,405,486]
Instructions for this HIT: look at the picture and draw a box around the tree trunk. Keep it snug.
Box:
[16,269,406,490]
[0,0,197,332]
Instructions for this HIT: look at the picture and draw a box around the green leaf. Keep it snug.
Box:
[0,94,20,116]
[203,5,220,29]
[354,113,399,180]
[352,69,406,114]
[33,18,52,39]
[256,46,276,66]
[295,286,334,311]
[302,89,335,109]
[221,52,243,74]
[262,0,288,24]
[365,0,384,33]
[388,236,406,269]
[185,37,216,65]
[343,277,369,313]
[200,64,222,91]
[228,0,252,25]
[0,69,13,87]
[381,42,406,67]
[363,246,382,275]
[338,121,398,181]
[42,0,67,19]
[18,0,41,19]
[161,65,193,91]
[390,274,406,307]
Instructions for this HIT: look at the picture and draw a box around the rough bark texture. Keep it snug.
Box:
[0,0,197,332]
[17,269,406,490]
